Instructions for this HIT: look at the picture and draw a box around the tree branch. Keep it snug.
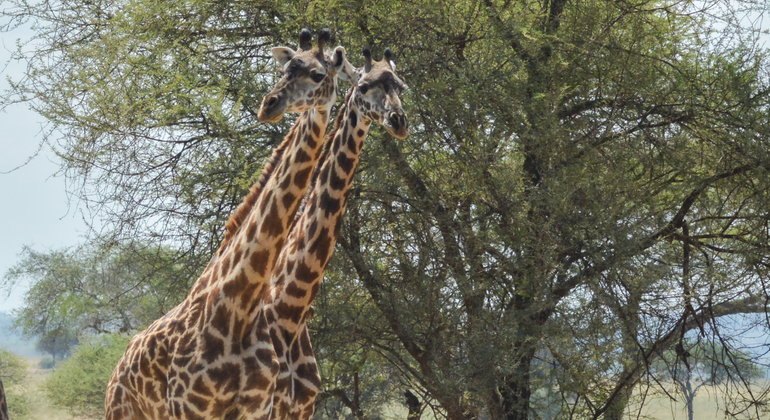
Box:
[546,162,758,317]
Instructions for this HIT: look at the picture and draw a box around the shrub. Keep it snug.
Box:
[44,333,131,418]
[0,346,31,418]
[38,355,55,369]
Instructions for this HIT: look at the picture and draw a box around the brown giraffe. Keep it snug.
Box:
[264,47,408,420]
[105,29,355,420]
[0,377,8,420]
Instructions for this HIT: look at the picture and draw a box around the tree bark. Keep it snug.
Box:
[678,372,695,420]
[318,388,366,420]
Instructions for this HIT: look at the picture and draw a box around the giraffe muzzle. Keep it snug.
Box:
[258,94,287,123]
[386,110,409,139]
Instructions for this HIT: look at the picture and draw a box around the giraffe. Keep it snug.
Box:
[105,29,355,420]
[0,377,8,420]
[264,47,408,420]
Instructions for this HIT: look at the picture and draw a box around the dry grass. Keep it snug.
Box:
[8,355,768,420]
[627,382,770,420]
[8,356,84,420]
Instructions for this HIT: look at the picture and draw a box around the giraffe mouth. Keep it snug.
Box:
[258,112,284,123]
[387,126,409,139]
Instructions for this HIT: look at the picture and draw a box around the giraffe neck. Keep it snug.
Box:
[267,92,371,333]
[188,106,333,318]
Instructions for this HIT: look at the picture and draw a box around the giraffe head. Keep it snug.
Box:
[351,47,409,139]
[258,28,355,122]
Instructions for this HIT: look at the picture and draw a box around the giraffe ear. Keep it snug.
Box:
[333,46,360,84]
[271,47,295,67]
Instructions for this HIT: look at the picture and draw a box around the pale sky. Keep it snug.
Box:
[0,25,87,313]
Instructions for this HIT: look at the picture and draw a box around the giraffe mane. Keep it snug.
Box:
[313,87,354,185]
[288,88,355,231]
[222,126,295,246]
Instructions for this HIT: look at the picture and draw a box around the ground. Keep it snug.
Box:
[7,356,86,420]
[4,354,767,419]
[629,382,770,420]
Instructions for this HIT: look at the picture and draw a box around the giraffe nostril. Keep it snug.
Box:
[389,113,401,128]
[266,96,278,108]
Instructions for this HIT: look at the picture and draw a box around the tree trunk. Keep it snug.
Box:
[405,390,421,420]
[0,377,9,420]
[499,348,536,420]
[601,385,632,420]
[685,380,695,420]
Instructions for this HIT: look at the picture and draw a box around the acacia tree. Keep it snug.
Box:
[3,242,192,340]
[328,2,770,419]
[2,1,770,420]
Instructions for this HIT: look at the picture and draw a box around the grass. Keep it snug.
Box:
[383,384,770,420]
[6,356,84,420]
[6,354,768,420]
[627,382,770,420]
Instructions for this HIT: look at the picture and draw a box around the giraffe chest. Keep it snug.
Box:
[168,313,279,419]
[116,302,281,420]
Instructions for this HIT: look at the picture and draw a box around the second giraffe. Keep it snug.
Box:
[265,46,408,420]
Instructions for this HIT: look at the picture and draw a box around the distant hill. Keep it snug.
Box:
[0,311,40,356]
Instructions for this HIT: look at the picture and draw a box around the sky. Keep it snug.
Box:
[0,25,87,313]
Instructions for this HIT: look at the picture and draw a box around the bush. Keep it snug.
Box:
[0,346,31,418]
[0,347,26,382]
[38,355,55,369]
[44,333,132,418]
[5,390,32,419]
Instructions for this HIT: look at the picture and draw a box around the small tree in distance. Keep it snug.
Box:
[2,242,193,354]
[657,339,765,420]
[35,327,77,364]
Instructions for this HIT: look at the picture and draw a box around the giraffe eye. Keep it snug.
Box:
[310,72,325,83]
[358,83,370,95]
